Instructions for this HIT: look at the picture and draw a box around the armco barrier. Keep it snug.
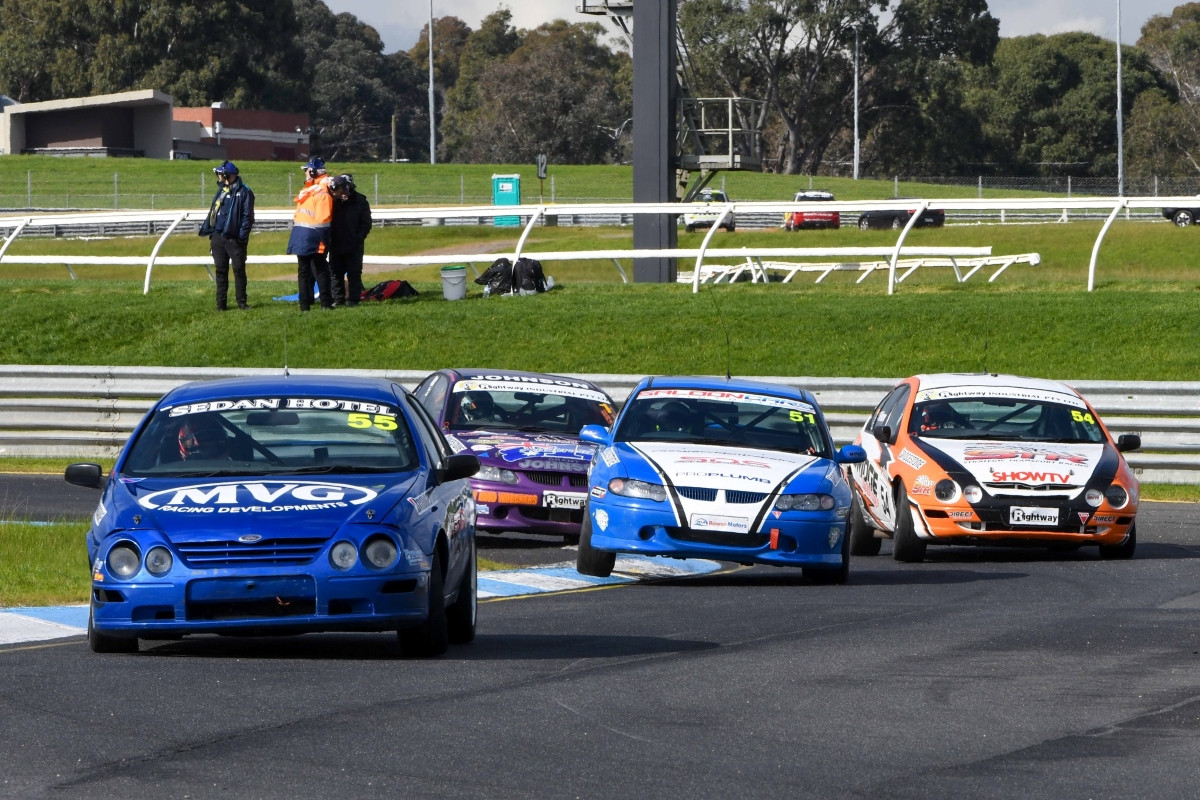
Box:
[1,366,1197,483]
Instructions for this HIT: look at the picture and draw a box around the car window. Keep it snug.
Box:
[404,395,454,464]
[881,385,911,434]
[614,388,830,456]
[445,382,614,433]
[867,385,906,431]
[414,373,449,418]
[122,395,420,477]
[908,396,1105,443]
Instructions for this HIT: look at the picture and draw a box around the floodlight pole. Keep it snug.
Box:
[853,27,860,181]
[428,0,437,165]
[1116,0,1124,196]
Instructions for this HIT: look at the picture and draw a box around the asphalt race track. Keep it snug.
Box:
[2,474,1200,797]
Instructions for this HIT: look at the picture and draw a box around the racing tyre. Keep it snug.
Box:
[890,217,903,230]
[724,223,735,233]
[399,549,448,657]
[1173,210,1194,227]
[891,483,927,563]
[858,216,871,231]
[848,493,882,556]
[576,506,616,578]
[446,539,477,644]
[1099,522,1137,560]
[88,603,137,654]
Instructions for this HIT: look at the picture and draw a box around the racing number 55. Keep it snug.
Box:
[347,413,399,430]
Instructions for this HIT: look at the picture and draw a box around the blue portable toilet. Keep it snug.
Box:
[492,173,521,227]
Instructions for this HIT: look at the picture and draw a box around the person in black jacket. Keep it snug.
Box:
[198,160,255,311]
[327,174,372,307]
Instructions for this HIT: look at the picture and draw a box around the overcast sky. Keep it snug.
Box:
[324,1,1186,54]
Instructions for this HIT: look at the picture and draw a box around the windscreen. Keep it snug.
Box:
[447,380,615,433]
[908,387,1105,444]
[122,396,420,477]
[614,388,830,457]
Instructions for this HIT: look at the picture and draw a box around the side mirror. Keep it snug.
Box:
[872,424,893,444]
[1116,433,1141,453]
[65,462,105,489]
[835,444,867,465]
[578,424,611,446]
[437,453,480,483]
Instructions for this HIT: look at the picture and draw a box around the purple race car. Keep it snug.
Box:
[413,369,617,541]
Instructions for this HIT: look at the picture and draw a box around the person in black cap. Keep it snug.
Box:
[328,174,372,307]
[198,160,255,311]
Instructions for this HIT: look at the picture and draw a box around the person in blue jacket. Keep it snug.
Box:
[198,161,255,311]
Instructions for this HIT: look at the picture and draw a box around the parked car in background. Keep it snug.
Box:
[857,201,945,230]
[783,191,840,230]
[1162,197,1200,226]
[847,372,1140,563]
[683,188,735,233]
[413,368,617,542]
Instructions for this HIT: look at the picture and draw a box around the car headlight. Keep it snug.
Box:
[1085,489,1104,508]
[775,494,835,512]
[608,477,667,502]
[477,465,519,485]
[330,540,358,570]
[107,542,141,579]
[363,535,398,569]
[144,546,173,577]
[1104,484,1129,509]
[934,479,959,503]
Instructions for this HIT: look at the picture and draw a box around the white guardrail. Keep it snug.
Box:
[1,365,1198,483]
[0,195,1187,294]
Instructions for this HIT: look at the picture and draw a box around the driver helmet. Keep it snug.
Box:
[460,391,495,421]
[177,414,230,460]
[919,403,954,432]
[654,401,693,433]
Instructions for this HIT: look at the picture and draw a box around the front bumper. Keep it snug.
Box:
[588,499,847,568]
[90,569,431,637]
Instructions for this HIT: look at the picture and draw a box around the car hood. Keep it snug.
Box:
[914,439,1109,490]
[618,442,833,533]
[448,430,595,472]
[110,474,420,539]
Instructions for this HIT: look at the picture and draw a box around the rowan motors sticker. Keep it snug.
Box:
[690,514,751,533]
[136,481,378,512]
[167,398,396,416]
[636,388,816,414]
[898,448,927,470]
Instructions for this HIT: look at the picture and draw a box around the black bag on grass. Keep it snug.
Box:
[361,279,418,301]
[475,258,513,295]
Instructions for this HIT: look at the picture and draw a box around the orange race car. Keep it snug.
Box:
[847,373,1141,562]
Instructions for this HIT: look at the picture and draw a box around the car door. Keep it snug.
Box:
[852,383,911,531]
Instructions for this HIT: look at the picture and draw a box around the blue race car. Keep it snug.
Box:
[65,375,479,656]
[576,376,866,583]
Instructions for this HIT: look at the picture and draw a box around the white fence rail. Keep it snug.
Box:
[1,365,1198,484]
[0,195,1189,294]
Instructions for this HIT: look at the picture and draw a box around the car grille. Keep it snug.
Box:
[525,471,588,487]
[176,538,327,568]
[726,490,769,504]
[676,486,718,502]
[668,527,770,549]
[985,482,1082,493]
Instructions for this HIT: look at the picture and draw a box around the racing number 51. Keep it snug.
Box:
[347,413,399,430]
